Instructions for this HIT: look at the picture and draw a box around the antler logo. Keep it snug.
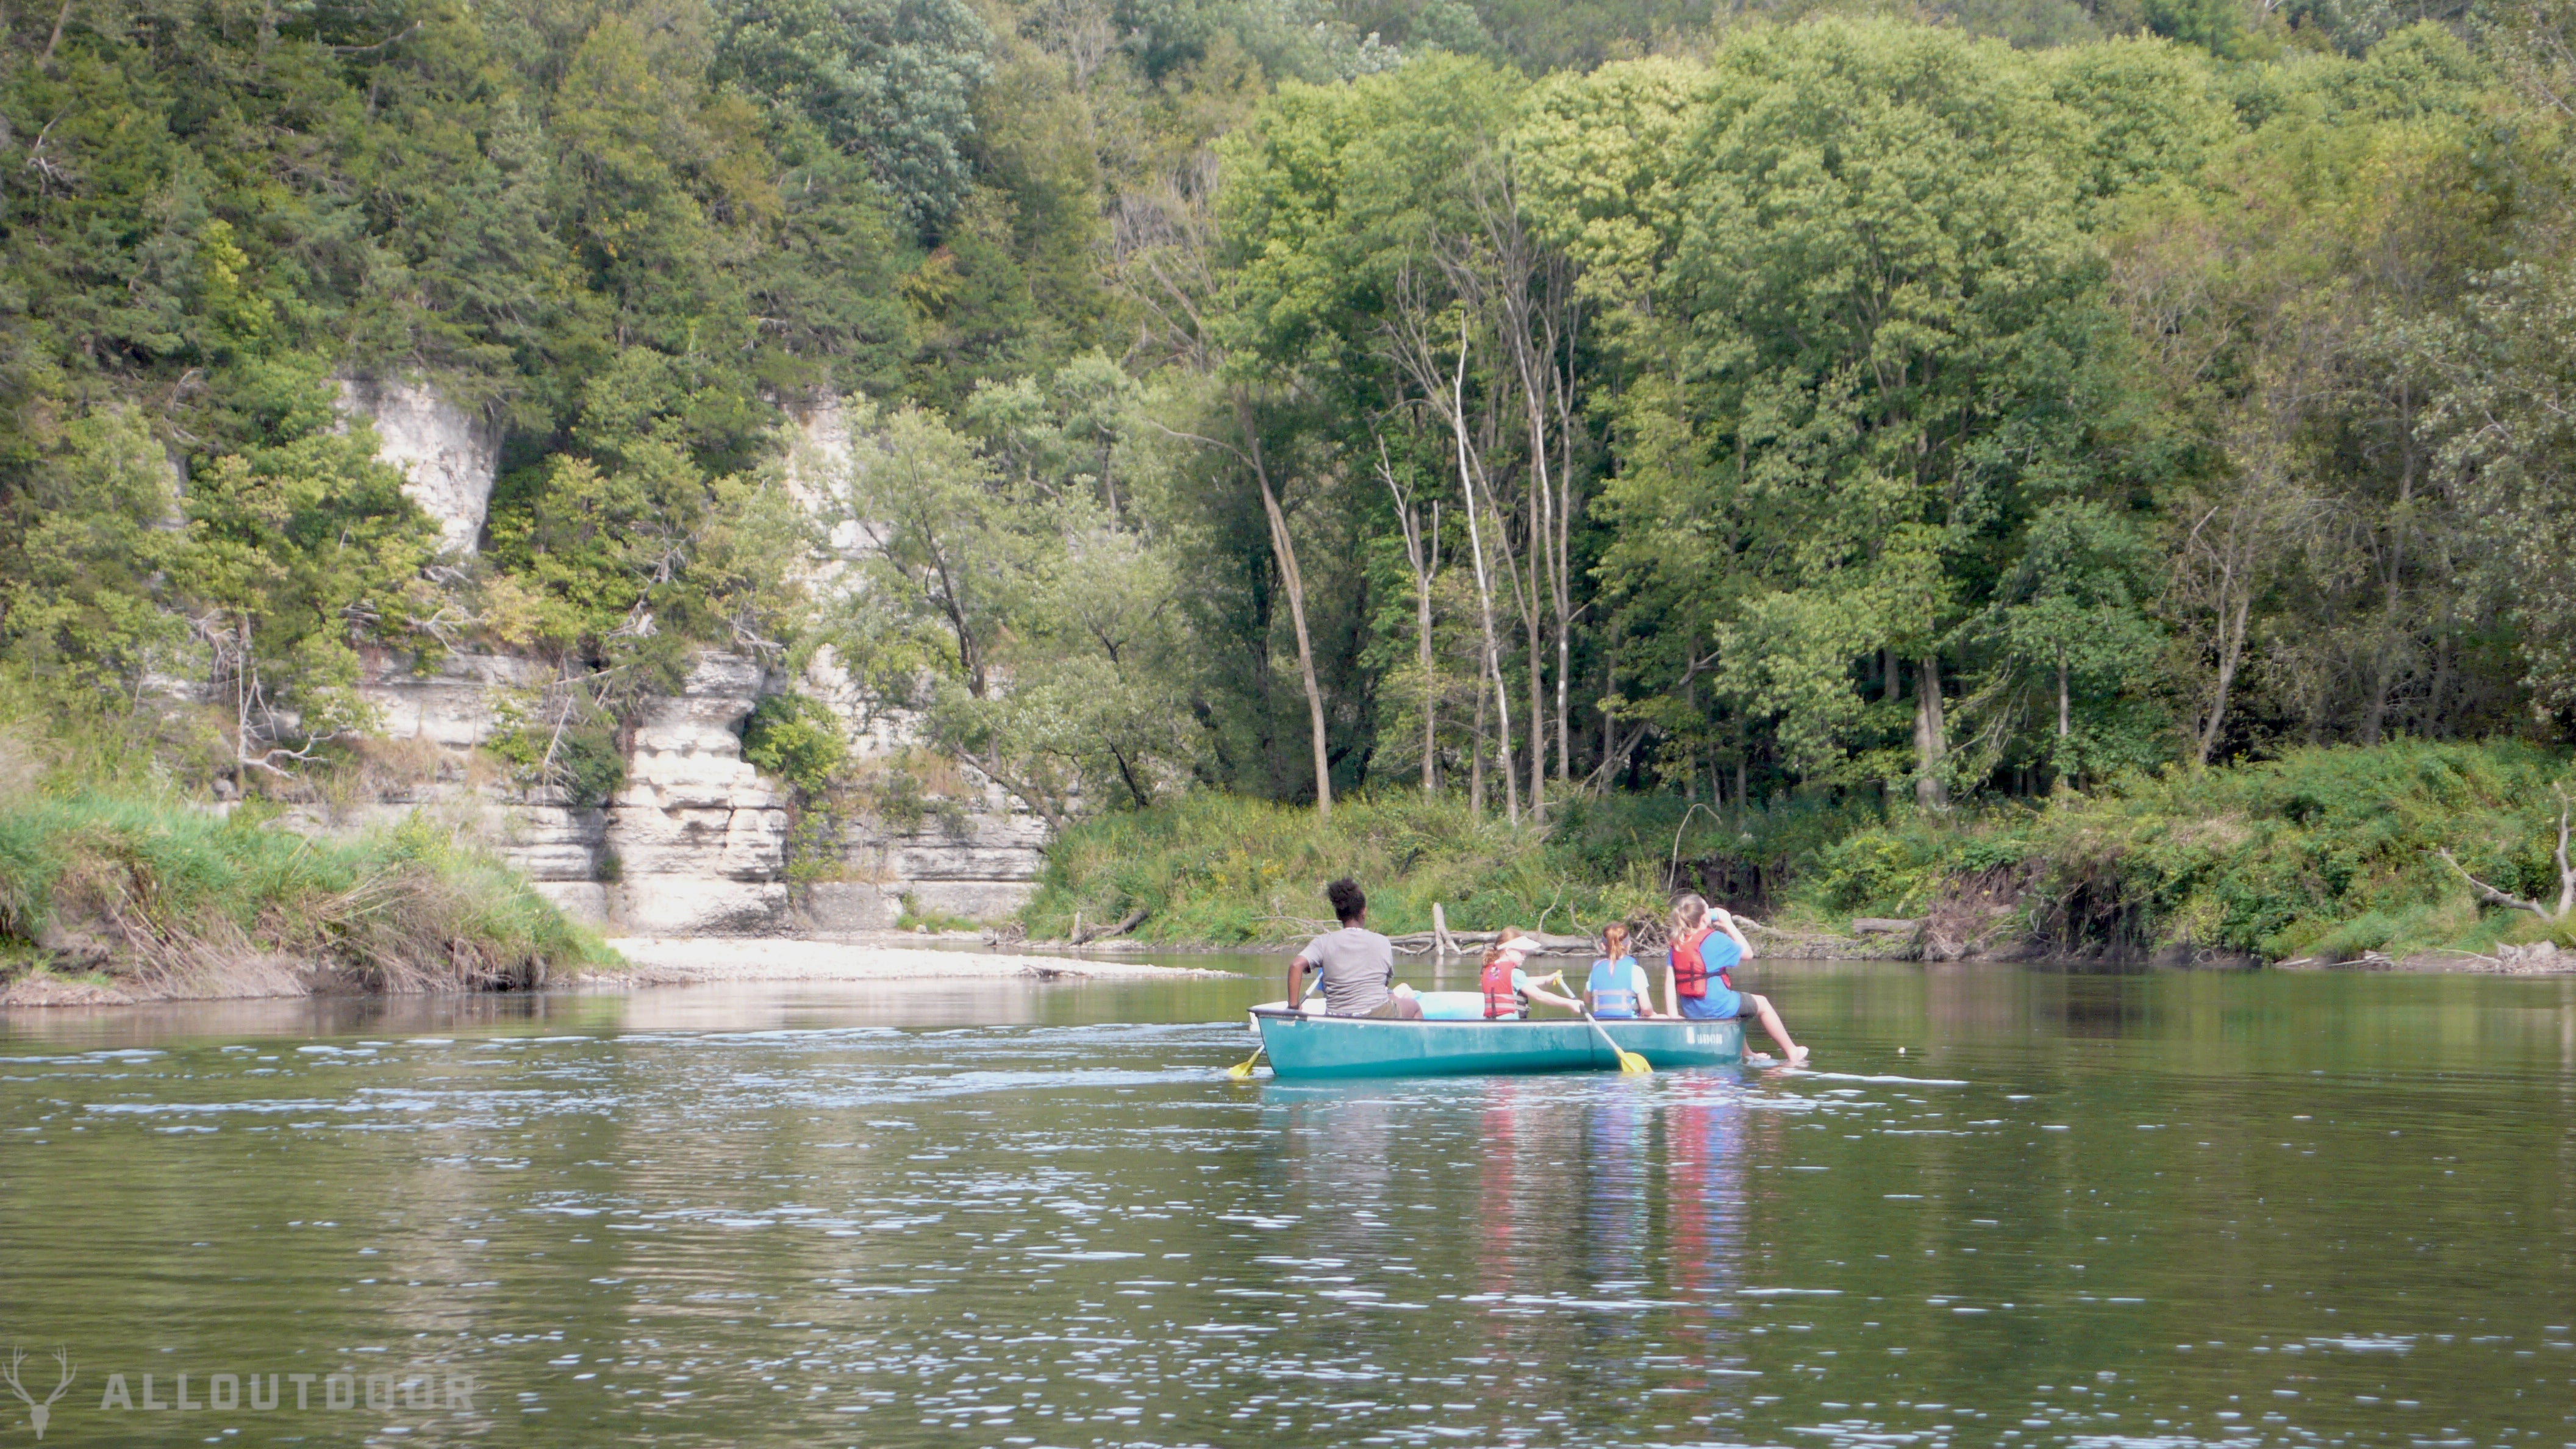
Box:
[1,1347,73,1440]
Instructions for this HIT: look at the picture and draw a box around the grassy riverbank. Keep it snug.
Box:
[0,777,608,999]
[1023,792,1680,944]
[1816,740,2576,965]
[1025,741,2576,965]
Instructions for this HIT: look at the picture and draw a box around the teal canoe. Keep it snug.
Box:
[1251,1007,1743,1080]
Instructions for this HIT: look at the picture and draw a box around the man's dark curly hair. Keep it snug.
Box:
[1325,878,1367,925]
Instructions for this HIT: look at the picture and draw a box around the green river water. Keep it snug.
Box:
[1,957,2572,1447]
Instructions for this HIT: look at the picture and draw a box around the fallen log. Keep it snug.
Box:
[1071,907,1150,946]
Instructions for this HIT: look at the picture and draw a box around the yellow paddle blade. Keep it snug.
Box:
[1225,1051,1263,1079]
[1616,1050,1651,1075]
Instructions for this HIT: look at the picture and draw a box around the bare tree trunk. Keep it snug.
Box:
[1377,435,1440,793]
[43,0,73,62]
[1470,501,1518,825]
[2057,656,2070,739]
[1525,536,1545,823]
[2363,388,2419,747]
[2174,467,2288,768]
[1476,156,1583,795]
[1422,503,1440,792]
[1236,397,1330,824]
[1914,655,1948,810]
[2196,588,2250,767]
[1551,315,1578,787]
[1470,657,1488,816]
[1453,349,1516,825]
[1598,649,1614,787]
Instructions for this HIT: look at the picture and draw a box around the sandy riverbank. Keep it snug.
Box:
[592,937,1229,986]
[0,936,1229,1008]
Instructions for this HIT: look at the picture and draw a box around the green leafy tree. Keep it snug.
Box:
[713,0,995,232]
[176,421,442,774]
[0,407,188,709]
[1633,21,2109,800]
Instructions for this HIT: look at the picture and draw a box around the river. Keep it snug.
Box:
[1,957,2571,1447]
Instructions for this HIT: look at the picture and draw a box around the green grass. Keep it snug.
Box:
[1794,739,2576,962]
[1029,740,2576,964]
[893,895,981,934]
[1020,789,1870,945]
[0,791,613,990]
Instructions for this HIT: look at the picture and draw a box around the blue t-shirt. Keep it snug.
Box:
[1584,956,1653,1018]
[1679,929,1744,1020]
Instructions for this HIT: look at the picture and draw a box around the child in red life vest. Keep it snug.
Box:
[1480,932,1583,1020]
[1664,893,1809,1064]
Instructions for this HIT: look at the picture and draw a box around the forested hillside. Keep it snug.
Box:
[2,0,2567,839]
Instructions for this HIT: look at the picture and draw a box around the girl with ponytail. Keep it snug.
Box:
[1665,894,1809,1063]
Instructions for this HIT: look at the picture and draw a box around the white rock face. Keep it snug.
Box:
[781,395,860,537]
[603,653,795,936]
[367,652,549,750]
[340,652,615,921]
[336,376,501,554]
[319,393,1053,939]
[345,646,1051,937]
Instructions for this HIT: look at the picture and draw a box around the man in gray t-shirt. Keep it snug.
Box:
[1286,879,1420,1018]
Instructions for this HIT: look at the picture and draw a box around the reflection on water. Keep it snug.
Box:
[2,962,2574,1448]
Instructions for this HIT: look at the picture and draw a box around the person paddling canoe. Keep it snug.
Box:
[1480,930,1582,1019]
[1286,878,1423,1019]
[1665,893,1808,1064]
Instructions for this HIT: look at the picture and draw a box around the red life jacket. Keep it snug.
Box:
[1481,956,1523,1018]
[1669,925,1733,999]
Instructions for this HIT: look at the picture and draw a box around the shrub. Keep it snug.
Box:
[742,695,849,797]
[0,790,610,990]
[1026,740,2576,964]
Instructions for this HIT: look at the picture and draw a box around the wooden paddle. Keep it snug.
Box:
[1229,981,1322,1079]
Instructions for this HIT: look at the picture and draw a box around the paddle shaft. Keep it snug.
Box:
[1573,1000,1649,1072]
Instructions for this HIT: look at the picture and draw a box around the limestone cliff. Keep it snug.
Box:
[318,385,1048,937]
[334,376,501,554]
[343,650,1047,937]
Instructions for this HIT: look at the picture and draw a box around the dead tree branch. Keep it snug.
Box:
[2438,783,2576,920]
[2435,849,2550,917]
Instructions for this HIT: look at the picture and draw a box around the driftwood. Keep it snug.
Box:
[1071,907,1150,946]
[1852,917,1925,936]
[1392,928,1598,955]
[2436,785,2576,920]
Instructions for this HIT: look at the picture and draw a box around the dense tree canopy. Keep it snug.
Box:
[4,0,2574,819]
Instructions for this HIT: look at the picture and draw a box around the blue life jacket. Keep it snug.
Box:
[1589,957,1642,1018]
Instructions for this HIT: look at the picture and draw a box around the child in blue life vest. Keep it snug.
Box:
[1582,923,1657,1020]
[1664,893,1809,1064]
